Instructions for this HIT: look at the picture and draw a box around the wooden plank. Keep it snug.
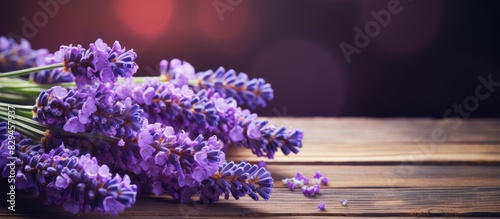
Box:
[228,143,500,163]
[2,188,499,217]
[265,165,500,188]
[263,118,500,144]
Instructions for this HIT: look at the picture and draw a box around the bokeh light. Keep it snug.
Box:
[113,0,174,39]
[196,1,261,55]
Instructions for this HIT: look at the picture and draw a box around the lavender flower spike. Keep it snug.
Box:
[134,122,226,196]
[59,38,138,88]
[115,79,303,159]
[115,78,219,129]
[30,52,74,84]
[194,67,274,109]
[33,84,143,140]
[0,36,48,72]
[197,161,273,203]
[0,140,137,216]
[228,108,304,159]
[159,59,196,87]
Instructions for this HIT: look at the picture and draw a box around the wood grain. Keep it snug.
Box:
[264,117,500,144]
[0,118,499,218]
[265,165,500,188]
[2,188,499,218]
[228,143,500,163]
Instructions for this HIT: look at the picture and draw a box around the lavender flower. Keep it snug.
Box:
[301,185,320,197]
[115,79,303,159]
[159,59,196,87]
[257,160,267,169]
[0,36,48,72]
[30,52,74,84]
[0,121,10,142]
[156,59,274,109]
[33,84,143,140]
[312,171,329,185]
[41,121,226,198]
[313,171,322,179]
[287,181,295,191]
[134,122,225,190]
[197,161,273,203]
[321,177,329,185]
[282,177,305,189]
[193,67,274,109]
[295,172,309,184]
[59,39,137,88]
[317,201,326,211]
[340,199,348,206]
[0,140,137,216]
[225,107,304,159]
[115,78,219,129]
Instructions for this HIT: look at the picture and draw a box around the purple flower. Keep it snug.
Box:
[301,186,310,196]
[321,177,329,185]
[115,79,219,128]
[159,59,196,87]
[295,172,309,185]
[257,160,267,169]
[81,155,99,177]
[313,171,323,179]
[30,52,74,84]
[34,84,143,140]
[0,121,10,142]
[55,173,71,189]
[64,117,86,133]
[193,67,274,109]
[317,201,326,211]
[103,196,126,217]
[98,165,111,178]
[15,171,28,189]
[63,200,80,214]
[114,79,303,159]
[127,123,226,195]
[0,36,48,72]
[59,38,138,88]
[1,142,137,215]
[246,123,262,139]
[139,144,155,160]
[301,185,320,197]
[229,126,244,142]
[287,181,295,191]
[312,184,320,193]
[311,171,329,185]
[198,161,274,203]
[151,181,164,195]
[78,97,97,124]
[340,199,348,206]
[228,108,304,159]
[154,151,167,166]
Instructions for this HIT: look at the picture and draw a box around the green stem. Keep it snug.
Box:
[0,102,33,110]
[0,63,64,78]
[0,114,45,136]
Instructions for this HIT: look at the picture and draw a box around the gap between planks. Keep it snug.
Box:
[227,143,500,164]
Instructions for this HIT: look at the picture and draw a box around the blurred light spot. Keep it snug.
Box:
[360,0,443,55]
[250,40,347,116]
[113,0,173,38]
[196,1,261,55]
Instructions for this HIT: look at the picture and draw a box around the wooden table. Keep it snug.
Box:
[2,118,500,218]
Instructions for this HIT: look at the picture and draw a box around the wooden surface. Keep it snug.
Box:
[1,118,500,218]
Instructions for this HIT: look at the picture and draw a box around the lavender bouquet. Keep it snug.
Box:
[0,37,303,216]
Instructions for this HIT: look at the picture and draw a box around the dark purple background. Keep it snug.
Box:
[1,0,499,117]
